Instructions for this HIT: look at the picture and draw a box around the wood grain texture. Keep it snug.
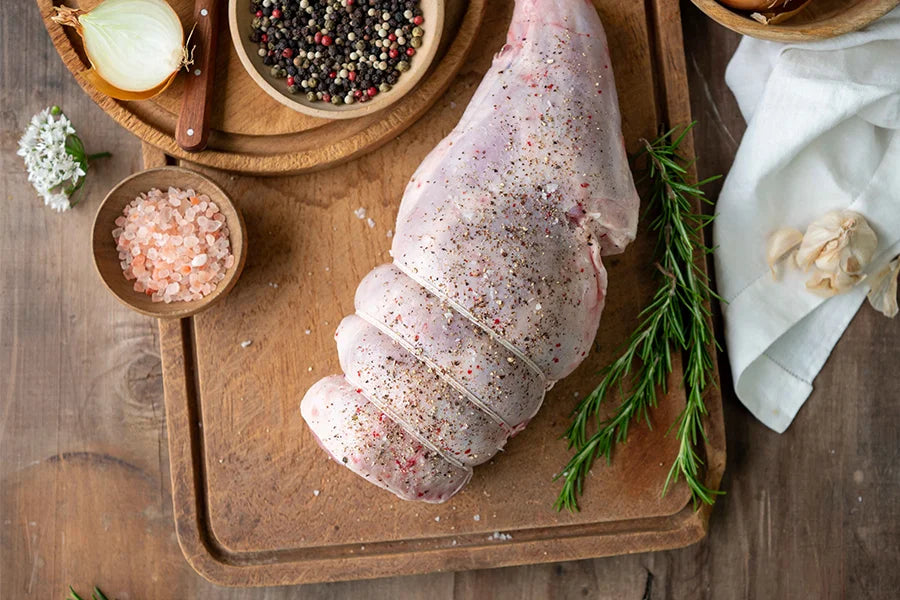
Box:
[36,0,485,174]
[3,0,900,598]
[156,0,724,586]
[691,0,900,41]
[175,0,221,152]
[91,166,247,319]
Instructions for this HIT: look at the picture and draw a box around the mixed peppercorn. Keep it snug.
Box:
[248,0,425,105]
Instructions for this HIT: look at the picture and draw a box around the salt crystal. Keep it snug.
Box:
[304,329,311,335]
[313,490,320,497]
[366,218,375,228]
[114,186,233,304]
[354,207,367,219]
[386,229,393,238]
[473,515,480,521]
[434,516,440,522]
[240,340,252,348]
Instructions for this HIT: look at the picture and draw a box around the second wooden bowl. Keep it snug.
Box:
[229,0,445,119]
[691,0,900,42]
[92,167,247,319]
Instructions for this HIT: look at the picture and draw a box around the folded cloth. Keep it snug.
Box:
[714,9,900,433]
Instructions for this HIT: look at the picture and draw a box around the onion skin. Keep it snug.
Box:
[83,68,178,101]
[717,0,789,10]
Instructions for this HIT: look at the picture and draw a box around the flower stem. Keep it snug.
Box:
[88,152,112,161]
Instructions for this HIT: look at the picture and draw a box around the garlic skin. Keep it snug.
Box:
[766,227,803,279]
[795,210,877,294]
[867,258,900,318]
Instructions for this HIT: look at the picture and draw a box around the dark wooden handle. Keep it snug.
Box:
[176,0,220,153]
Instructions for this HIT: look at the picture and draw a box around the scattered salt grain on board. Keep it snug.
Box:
[386,229,393,238]
[473,514,480,521]
[354,207,366,219]
[366,217,375,228]
[313,490,320,497]
[240,340,252,348]
[113,187,233,303]
[488,532,512,541]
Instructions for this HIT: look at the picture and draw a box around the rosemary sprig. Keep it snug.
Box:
[67,586,110,600]
[554,123,723,512]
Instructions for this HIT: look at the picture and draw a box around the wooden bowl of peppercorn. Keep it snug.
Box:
[229,0,445,119]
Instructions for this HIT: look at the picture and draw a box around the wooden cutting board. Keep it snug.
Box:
[154,0,725,586]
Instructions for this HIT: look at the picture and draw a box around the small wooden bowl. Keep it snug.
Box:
[691,0,900,42]
[92,167,247,319]
[229,0,445,120]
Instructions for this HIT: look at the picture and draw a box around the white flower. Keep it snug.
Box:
[17,107,86,212]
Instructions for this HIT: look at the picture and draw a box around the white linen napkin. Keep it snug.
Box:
[714,9,900,433]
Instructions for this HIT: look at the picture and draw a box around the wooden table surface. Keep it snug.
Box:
[2,2,898,598]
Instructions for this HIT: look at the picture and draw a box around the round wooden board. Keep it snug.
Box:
[37,0,486,175]
[690,0,900,42]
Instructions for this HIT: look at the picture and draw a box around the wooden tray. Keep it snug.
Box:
[153,0,725,586]
[38,0,485,175]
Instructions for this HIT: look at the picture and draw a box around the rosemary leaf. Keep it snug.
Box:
[554,123,723,512]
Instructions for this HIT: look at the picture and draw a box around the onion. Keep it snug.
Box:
[718,0,791,9]
[718,0,813,24]
[52,0,189,100]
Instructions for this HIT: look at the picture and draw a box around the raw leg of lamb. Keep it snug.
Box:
[301,0,639,503]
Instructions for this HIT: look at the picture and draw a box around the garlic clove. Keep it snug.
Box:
[841,220,878,275]
[866,258,900,318]
[766,227,803,279]
[805,270,839,296]
[805,268,861,297]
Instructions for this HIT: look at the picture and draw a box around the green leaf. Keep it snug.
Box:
[68,586,85,600]
[554,123,723,512]
[65,134,86,163]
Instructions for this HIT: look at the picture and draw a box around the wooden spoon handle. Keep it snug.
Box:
[176,0,220,153]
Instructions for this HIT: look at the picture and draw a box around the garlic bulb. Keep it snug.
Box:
[766,227,803,279]
[867,258,900,318]
[52,0,188,101]
[795,210,877,296]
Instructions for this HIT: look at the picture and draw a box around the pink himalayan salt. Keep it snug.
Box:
[114,187,234,304]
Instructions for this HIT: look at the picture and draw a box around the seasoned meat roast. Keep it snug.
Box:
[301,0,640,502]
